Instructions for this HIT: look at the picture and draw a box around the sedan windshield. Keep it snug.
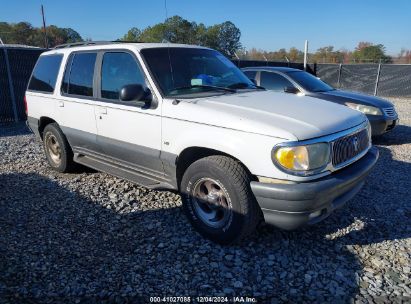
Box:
[141,47,258,97]
[288,71,334,92]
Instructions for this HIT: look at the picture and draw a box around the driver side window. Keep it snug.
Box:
[101,52,145,100]
[260,71,294,91]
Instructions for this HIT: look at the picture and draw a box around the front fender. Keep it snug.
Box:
[161,116,291,180]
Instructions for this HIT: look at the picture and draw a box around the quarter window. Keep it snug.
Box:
[101,52,145,100]
[28,55,63,93]
[260,71,294,91]
[62,52,96,97]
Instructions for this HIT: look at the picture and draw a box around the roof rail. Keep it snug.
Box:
[54,41,115,49]
[53,40,142,49]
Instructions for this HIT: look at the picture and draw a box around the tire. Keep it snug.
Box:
[180,155,261,244]
[43,123,76,173]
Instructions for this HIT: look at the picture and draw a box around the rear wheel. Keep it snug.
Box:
[180,155,261,244]
[43,123,76,173]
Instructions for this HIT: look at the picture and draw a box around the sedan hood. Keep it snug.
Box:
[164,90,366,140]
[321,90,394,108]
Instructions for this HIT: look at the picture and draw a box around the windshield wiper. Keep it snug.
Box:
[171,85,236,93]
[227,82,265,90]
[313,88,334,92]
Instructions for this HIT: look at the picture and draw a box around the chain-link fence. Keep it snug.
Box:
[236,60,411,98]
[0,45,44,123]
[316,63,411,98]
[232,60,317,75]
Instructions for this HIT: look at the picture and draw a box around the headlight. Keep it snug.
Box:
[273,142,330,175]
[345,102,382,115]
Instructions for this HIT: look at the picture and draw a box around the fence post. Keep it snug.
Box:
[337,64,342,88]
[374,63,382,96]
[3,47,19,122]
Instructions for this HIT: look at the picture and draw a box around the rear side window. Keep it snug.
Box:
[260,71,294,91]
[28,54,63,93]
[101,52,145,100]
[62,52,97,97]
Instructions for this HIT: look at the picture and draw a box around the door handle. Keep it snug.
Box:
[58,100,64,107]
[97,107,107,115]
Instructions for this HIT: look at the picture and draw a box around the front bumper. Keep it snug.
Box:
[251,146,379,230]
[368,115,398,136]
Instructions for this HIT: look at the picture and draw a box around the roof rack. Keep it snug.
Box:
[54,40,142,49]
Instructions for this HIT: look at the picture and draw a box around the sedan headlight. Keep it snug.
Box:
[273,142,330,175]
[345,102,382,115]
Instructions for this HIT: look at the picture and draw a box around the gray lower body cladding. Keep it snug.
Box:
[251,147,379,230]
[27,117,178,190]
[26,117,41,138]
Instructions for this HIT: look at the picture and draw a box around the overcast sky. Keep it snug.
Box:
[2,0,410,55]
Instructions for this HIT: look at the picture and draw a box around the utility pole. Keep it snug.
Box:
[41,5,48,48]
[304,40,309,71]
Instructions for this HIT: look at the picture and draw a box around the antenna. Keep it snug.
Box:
[163,0,170,42]
[41,5,49,48]
[164,0,175,87]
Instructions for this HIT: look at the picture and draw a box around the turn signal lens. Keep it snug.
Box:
[273,143,330,173]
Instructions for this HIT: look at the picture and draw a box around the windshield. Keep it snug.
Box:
[288,71,334,92]
[140,47,257,97]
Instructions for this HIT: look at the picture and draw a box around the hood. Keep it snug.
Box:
[321,90,393,108]
[164,90,366,141]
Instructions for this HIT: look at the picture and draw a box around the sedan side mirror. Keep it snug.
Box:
[120,84,152,106]
[284,86,300,94]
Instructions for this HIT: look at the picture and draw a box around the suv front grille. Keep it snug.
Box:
[332,128,369,167]
[382,107,397,118]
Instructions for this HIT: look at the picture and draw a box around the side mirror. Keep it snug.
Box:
[284,86,300,94]
[120,84,152,106]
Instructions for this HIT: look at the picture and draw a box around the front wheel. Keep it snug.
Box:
[180,155,261,244]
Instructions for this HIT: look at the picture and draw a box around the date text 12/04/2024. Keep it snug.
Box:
[149,296,257,303]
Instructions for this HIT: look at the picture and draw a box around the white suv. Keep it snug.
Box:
[26,42,378,244]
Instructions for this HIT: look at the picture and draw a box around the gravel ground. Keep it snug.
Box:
[1,98,410,303]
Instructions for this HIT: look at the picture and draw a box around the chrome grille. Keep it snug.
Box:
[382,107,397,118]
[332,128,369,167]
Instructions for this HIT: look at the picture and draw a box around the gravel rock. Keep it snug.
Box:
[0,98,410,303]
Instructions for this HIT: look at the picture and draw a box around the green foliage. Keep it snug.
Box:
[307,46,346,63]
[0,22,83,47]
[352,42,392,63]
[121,27,142,42]
[119,16,242,56]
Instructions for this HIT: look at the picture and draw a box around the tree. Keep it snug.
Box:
[352,42,391,63]
[288,47,303,61]
[163,16,196,44]
[215,21,241,56]
[0,22,83,47]
[312,46,344,63]
[120,16,242,57]
[63,28,83,43]
[121,27,142,42]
